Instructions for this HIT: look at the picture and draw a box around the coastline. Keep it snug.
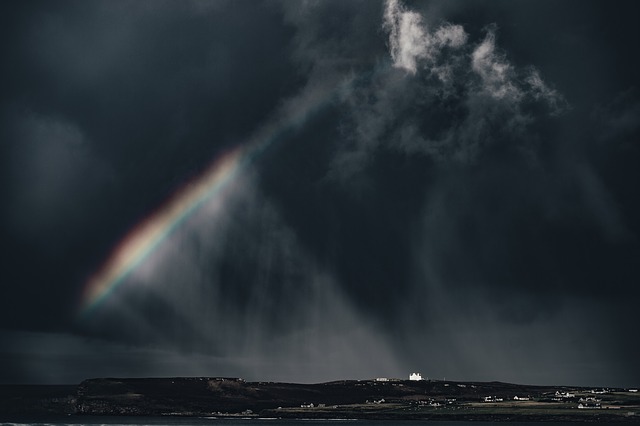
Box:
[1,378,639,422]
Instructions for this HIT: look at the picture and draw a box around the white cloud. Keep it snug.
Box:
[471,29,522,102]
[434,23,467,48]
[389,7,428,73]
[327,0,568,170]
[525,68,566,114]
[384,0,466,74]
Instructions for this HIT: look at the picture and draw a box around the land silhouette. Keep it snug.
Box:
[1,377,639,422]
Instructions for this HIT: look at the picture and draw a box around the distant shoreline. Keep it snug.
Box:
[1,378,639,422]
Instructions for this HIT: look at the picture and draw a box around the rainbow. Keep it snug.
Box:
[78,79,347,315]
[79,146,245,314]
[78,63,389,316]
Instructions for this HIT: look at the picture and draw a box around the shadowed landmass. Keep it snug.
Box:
[1,377,639,422]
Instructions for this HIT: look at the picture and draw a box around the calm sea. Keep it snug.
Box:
[0,418,635,426]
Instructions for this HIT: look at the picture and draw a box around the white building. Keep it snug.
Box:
[409,372,423,381]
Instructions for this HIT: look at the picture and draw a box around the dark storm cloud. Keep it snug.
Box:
[5,113,114,250]
[1,0,639,387]
[1,0,299,326]
[257,0,640,386]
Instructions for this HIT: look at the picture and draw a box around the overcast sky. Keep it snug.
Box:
[1,0,639,387]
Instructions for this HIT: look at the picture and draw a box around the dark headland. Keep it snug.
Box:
[1,377,639,422]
